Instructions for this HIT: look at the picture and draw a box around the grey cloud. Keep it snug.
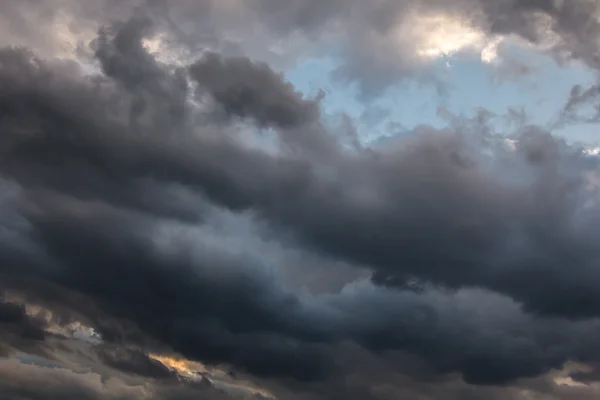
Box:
[5,187,600,387]
[227,0,600,97]
[570,364,600,386]
[5,0,600,99]
[0,356,233,400]
[258,0,600,99]
[190,51,321,130]
[552,84,600,129]
[0,299,47,353]
[95,347,177,380]
[2,5,600,397]
[481,0,600,69]
[332,284,600,384]
[6,191,334,381]
[281,347,600,400]
[3,347,600,400]
[249,0,349,36]
[0,363,131,400]
[9,196,600,389]
[92,14,190,130]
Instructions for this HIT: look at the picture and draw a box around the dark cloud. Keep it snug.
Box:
[10,184,600,385]
[92,13,190,133]
[96,347,176,379]
[481,0,600,70]
[553,83,600,129]
[1,2,600,399]
[570,364,600,386]
[0,298,47,348]
[190,51,321,130]
[3,348,600,400]
[10,193,333,381]
[0,356,234,400]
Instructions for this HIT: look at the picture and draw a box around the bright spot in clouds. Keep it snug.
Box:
[411,14,490,60]
[394,12,503,64]
[398,11,560,67]
[150,355,276,399]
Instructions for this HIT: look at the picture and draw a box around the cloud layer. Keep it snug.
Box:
[2,1,600,399]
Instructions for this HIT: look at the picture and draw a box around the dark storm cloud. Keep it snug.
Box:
[4,181,600,386]
[9,187,600,387]
[286,129,600,319]
[0,364,123,400]
[96,347,176,379]
[2,350,599,400]
[336,285,600,384]
[0,299,46,343]
[570,364,600,385]
[2,2,600,395]
[190,51,321,130]
[0,356,234,400]
[92,13,190,132]
[8,192,333,381]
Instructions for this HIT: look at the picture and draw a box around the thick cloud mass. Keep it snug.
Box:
[190,52,321,130]
[2,1,600,399]
[0,299,46,344]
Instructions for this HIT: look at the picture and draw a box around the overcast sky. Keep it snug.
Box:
[2,1,600,399]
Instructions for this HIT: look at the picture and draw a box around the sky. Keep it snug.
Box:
[3,0,600,399]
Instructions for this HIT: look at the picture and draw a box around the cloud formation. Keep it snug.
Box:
[2,1,600,399]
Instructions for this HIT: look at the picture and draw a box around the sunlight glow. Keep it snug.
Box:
[149,355,276,399]
[397,11,561,66]
[412,14,490,61]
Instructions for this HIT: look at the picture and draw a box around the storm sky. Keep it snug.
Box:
[2,1,600,399]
